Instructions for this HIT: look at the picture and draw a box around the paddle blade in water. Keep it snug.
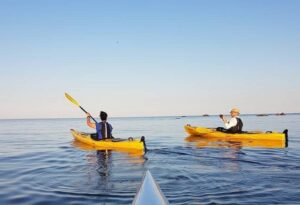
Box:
[65,93,80,107]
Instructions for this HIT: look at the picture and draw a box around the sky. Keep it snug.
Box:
[0,0,299,119]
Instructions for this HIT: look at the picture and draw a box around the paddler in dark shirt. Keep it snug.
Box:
[86,111,113,140]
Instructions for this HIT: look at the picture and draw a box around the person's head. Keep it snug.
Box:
[230,108,240,117]
[100,111,108,121]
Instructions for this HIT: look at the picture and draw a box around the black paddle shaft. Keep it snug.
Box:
[79,106,98,123]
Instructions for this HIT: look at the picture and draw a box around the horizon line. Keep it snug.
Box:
[0,112,299,121]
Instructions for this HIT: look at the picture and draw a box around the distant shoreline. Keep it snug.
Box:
[0,113,299,121]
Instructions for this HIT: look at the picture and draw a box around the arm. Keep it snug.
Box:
[220,114,228,124]
[86,113,96,129]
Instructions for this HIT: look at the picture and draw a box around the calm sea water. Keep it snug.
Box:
[0,115,299,205]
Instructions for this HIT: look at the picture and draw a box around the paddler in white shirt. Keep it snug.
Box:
[217,108,243,133]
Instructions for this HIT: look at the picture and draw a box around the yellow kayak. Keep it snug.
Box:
[184,125,288,142]
[71,140,145,158]
[71,129,146,151]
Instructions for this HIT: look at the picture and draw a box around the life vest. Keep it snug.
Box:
[96,122,113,140]
[227,117,243,133]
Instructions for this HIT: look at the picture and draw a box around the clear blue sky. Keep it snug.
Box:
[0,0,299,119]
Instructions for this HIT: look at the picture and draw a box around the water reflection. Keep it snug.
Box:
[185,135,286,149]
[72,140,146,195]
[222,147,242,172]
[185,135,287,172]
[96,150,111,177]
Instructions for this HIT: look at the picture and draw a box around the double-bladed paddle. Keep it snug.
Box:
[64,93,98,123]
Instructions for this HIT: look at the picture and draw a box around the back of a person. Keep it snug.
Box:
[97,121,113,139]
[86,111,113,140]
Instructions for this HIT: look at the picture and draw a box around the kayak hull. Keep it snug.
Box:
[71,129,145,151]
[184,125,288,141]
[133,171,169,205]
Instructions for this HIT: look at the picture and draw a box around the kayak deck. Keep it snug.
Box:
[133,171,169,205]
[71,129,146,151]
[185,125,288,142]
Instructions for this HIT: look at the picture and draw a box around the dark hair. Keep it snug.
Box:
[100,111,108,121]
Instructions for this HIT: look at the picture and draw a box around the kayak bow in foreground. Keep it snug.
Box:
[133,171,169,205]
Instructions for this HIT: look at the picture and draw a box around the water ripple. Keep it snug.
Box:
[1,116,300,204]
